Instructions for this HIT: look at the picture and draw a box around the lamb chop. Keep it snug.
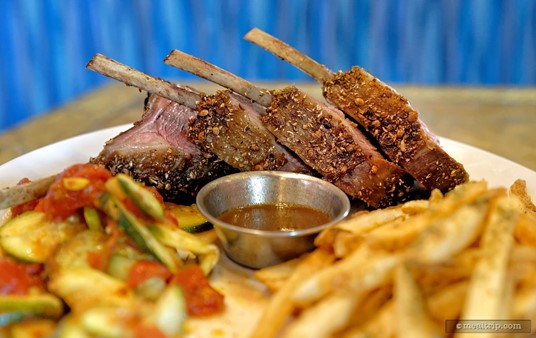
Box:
[91,93,236,204]
[86,55,235,203]
[244,28,469,193]
[164,50,414,208]
[88,55,313,197]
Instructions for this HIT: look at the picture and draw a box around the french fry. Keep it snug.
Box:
[514,213,536,248]
[399,199,432,214]
[330,229,364,257]
[412,249,477,294]
[394,263,442,338]
[292,245,400,306]
[314,208,403,249]
[364,215,430,252]
[341,301,395,338]
[280,292,358,338]
[510,179,536,214]
[456,194,518,338]
[428,188,444,205]
[315,200,429,249]
[428,180,488,212]
[499,275,516,320]
[254,256,304,292]
[256,180,536,338]
[352,182,490,257]
[249,248,335,338]
[509,245,536,284]
[405,190,500,263]
[511,244,536,262]
[512,270,536,324]
[510,179,536,248]
[427,281,468,324]
[347,286,392,328]
[304,287,392,337]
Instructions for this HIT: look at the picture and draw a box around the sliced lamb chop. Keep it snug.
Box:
[89,54,311,176]
[191,90,314,174]
[87,54,235,203]
[91,93,235,203]
[244,28,469,193]
[165,50,414,208]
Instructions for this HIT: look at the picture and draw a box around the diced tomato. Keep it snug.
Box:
[10,178,40,217]
[11,199,40,217]
[163,209,179,228]
[42,163,112,220]
[86,220,123,271]
[122,198,145,218]
[33,198,45,212]
[86,251,109,271]
[170,265,224,317]
[0,258,44,295]
[134,324,167,338]
[146,185,165,205]
[127,260,172,289]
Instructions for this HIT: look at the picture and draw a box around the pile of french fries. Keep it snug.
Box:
[251,179,536,338]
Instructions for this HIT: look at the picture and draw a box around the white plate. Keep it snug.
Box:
[0,124,535,337]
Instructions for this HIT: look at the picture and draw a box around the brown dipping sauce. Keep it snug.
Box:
[218,203,331,231]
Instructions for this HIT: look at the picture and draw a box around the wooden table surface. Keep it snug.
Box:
[1,82,535,172]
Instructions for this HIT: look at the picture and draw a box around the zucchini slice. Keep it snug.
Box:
[0,312,26,327]
[0,211,84,263]
[165,203,212,233]
[0,294,64,319]
[150,225,219,275]
[135,276,167,301]
[79,286,185,338]
[81,306,134,338]
[54,230,108,270]
[107,254,136,282]
[83,207,103,232]
[55,315,93,338]
[8,319,56,338]
[47,268,134,313]
[113,174,164,221]
[100,194,179,273]
[150,284,186,337]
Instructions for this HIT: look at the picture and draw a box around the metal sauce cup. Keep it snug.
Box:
[196,171,350,269]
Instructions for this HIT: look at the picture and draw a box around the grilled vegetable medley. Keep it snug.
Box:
[0,163,222,337]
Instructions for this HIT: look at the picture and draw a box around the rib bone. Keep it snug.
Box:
[0,175,57,211]
[164,49,272,106]
[87,54,200,109]
[244,27,334,83]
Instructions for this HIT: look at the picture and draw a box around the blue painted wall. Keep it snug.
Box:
[0,0,534,132]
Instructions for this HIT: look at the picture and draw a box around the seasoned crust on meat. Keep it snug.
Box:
[91,94,234,204]
[93,144,230,204]
[189,90,313,174]
[323,66,469,192]
[262,86,413,208]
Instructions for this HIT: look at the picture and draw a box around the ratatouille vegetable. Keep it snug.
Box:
[0,163,221,337]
